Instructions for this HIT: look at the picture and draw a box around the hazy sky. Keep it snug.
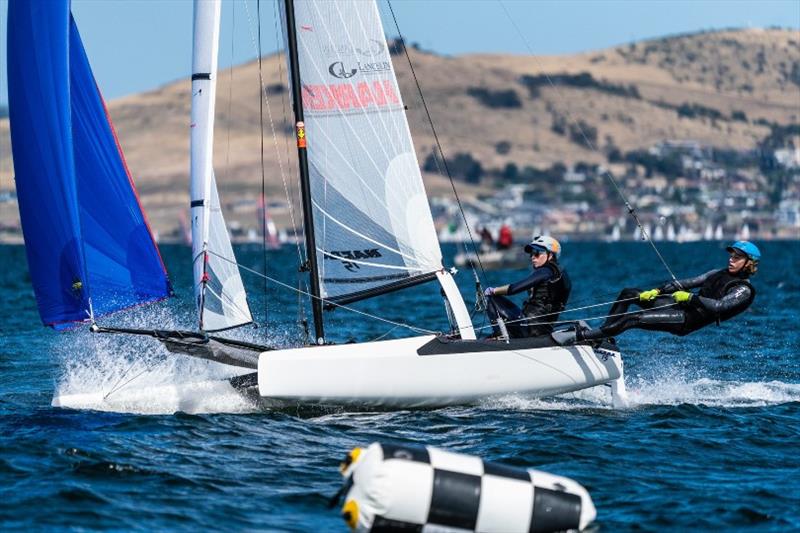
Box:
[0,0,798,105]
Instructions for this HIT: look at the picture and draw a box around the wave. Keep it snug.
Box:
[482,377,800,411]
[51,320,260,415]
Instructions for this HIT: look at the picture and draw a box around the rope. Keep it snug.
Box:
[256,0,270,328]
[245,0,310,332]
[102,363,151,401]
[553,296,639,316]
[497,0,679,284]
[243,0,305,267]
[222,2,235,197]
[385,1,487,284]
[270,0,308,328]
[367,325,402,342]
[207,250,439,336]
[477,300,678,331]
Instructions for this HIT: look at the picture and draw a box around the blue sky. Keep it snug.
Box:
[0,0,798,105]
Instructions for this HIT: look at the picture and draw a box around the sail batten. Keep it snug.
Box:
[287,0,444,303]
[191,0,252,332]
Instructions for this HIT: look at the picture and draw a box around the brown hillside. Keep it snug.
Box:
[1,27,798,240]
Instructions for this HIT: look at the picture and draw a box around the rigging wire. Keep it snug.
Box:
[244,0,309,330]
[367,324,402,342]
[209,249,677,338]
[270,0,309,329]
[474,299,679,331]
[256,0,270,328]
[497,0,679,284]
[102,364,150,401]
[242,0,305,266]
[222,2,236,205]
[208,250,439,335]
[385,0,488,285]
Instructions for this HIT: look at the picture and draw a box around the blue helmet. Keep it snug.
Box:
[726,241,761,262]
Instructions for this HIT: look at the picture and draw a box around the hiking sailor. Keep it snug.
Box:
[553,241,759,345]
[484,236,571,338]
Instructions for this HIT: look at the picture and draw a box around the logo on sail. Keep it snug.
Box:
[321,39,385,58]
[328,60,391,79]
[325,249,383,272]
[328,62,358,79]
[302,81,401,112]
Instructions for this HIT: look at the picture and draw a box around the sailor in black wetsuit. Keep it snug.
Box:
[484,236,571,338]
[553,241,760,345]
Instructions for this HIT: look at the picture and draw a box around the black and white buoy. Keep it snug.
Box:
[335,442,596,532]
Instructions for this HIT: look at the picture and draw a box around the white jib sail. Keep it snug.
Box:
[191,0,252,331]
[288,0,443,301]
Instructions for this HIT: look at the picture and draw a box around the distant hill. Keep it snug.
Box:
[0,27,798,240]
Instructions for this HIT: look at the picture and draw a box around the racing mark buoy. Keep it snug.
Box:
[335,442,596,533]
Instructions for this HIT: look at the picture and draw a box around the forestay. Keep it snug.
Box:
[191,0,252,331]
[8,0,171,328]
[287,0,443,302]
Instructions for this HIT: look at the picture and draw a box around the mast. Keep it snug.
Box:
[191,0,220,331]
[190,0,252,333]
[283,0,325,344]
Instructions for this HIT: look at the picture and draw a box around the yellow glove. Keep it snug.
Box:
[639,288,660,301]
[673,291,692,303]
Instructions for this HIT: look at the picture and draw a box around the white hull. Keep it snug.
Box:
[258,336,627,408]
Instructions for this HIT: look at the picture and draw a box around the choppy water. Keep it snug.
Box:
[1,241,799,531]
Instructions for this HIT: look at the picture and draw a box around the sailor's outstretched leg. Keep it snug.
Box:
[553,308,687,345]
[552,315,636,345]
[602,288,642,328]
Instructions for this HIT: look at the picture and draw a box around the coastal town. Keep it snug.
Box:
[436,132,800,244]
[1,131,798,245]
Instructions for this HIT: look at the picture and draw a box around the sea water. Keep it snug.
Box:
[1,241,798,531]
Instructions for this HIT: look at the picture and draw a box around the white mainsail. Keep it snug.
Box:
[287,0,443,302]
[191,0,251,331]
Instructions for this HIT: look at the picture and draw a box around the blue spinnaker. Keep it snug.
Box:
[8,0,171,328]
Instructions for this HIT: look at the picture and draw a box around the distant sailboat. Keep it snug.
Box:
[738,223,751,241]
[258,196,281,250]
[178,209,192,246]
[609,224,621,242]
[703,223,714,241]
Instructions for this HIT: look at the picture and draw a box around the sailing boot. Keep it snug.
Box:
[551,321,592,346]
[551,329,577,346]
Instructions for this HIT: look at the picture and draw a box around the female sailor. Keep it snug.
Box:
[483,236,571,338]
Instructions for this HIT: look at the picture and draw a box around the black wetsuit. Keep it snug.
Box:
[579,269,755,341]
[486,262,571,338]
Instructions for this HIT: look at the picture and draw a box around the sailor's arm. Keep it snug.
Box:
[693,284,753,315]
[660,269,719,293]
[492,269,552,296]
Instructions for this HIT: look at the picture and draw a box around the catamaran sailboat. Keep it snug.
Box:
[9,0,627,409]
